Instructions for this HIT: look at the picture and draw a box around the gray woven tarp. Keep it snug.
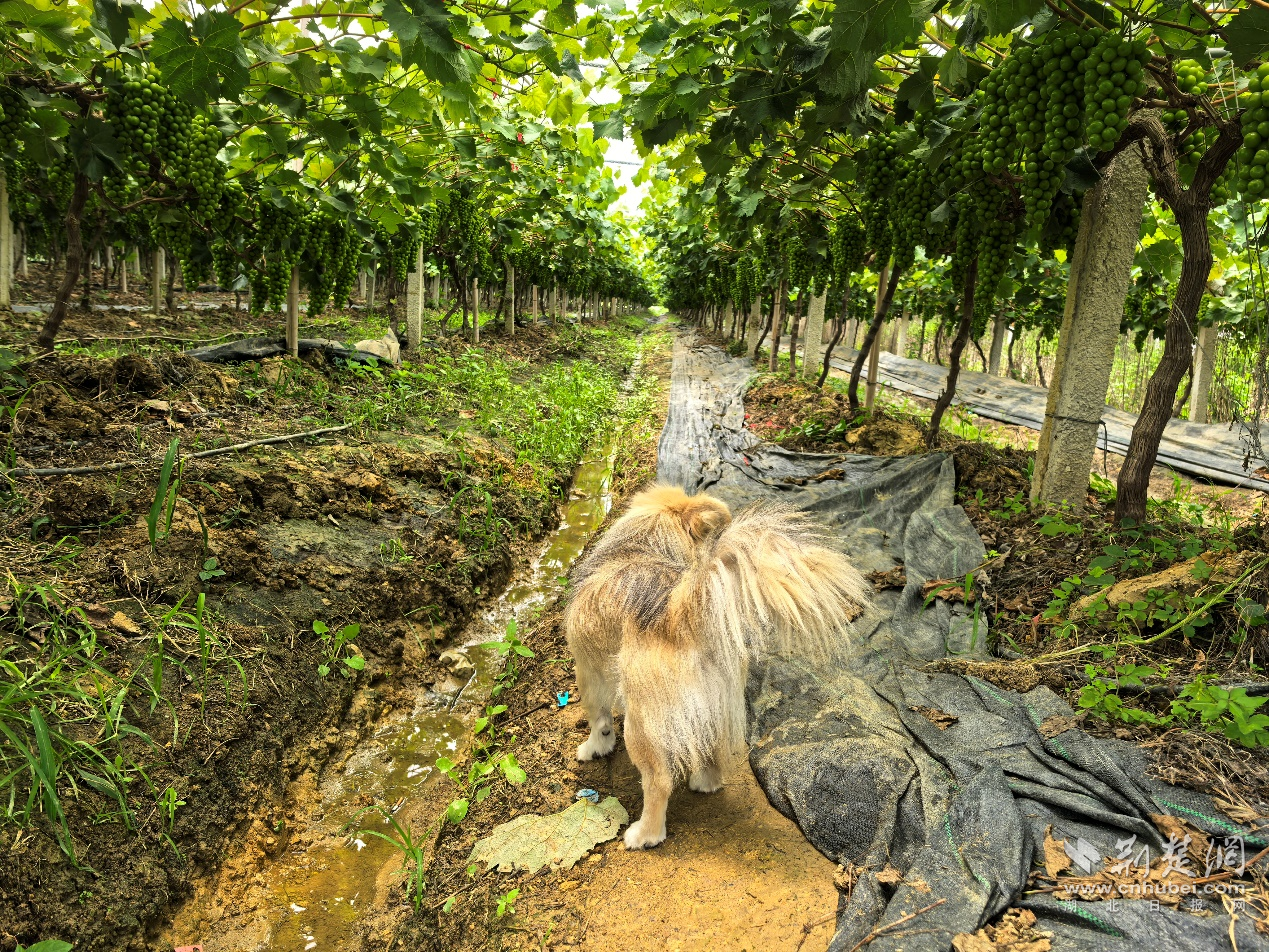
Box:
[815,344,1268,490]
[658,337,1269,952]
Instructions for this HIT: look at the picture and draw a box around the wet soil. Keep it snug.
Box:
[0,303,649,951]
[401,597,837,952]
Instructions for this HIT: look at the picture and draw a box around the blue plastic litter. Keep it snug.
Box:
[575,788,599,804]
[556,691,570,708]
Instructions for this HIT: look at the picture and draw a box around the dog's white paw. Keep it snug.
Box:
[576,730,616,762]
[689,769,723,793]
[623,818,666,850]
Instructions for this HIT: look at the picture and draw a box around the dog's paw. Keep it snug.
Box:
[623,819,666,850]
[576,730,616,762]
[689,769,723,794]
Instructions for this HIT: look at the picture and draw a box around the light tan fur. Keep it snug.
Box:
[562,484,869,849]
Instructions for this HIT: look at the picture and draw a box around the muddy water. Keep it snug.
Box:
[166,441,616,952]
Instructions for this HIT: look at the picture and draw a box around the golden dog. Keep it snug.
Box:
[562,484,868,849]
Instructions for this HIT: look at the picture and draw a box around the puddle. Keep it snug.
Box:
[165,436,617,952]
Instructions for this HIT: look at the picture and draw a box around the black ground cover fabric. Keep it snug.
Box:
[657,338,1268,952]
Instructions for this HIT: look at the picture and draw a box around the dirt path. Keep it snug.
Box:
[519,748,838,952]
[417,327,840,952]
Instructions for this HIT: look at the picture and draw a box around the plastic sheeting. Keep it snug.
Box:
[658,337,1269,952]
[185,336,384,365]
[820,345,1268,490]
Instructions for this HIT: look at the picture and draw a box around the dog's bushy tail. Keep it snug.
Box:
[619,503,868,778]
[693,503,869,659]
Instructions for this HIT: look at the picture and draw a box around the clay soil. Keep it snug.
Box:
[0,288,647,951]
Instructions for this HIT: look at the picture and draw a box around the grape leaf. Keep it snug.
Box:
[468,796,628,874]
[91,0,144,49]
[150,12,249,107]
[593,113,625,140]
[382,0,458,53]
[972,0,1045,36]
[1227,5,1269,66]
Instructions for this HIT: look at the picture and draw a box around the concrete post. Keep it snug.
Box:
[865,264,889,411]
[1189,322,1218,423]
[988,314,1007,375]
[151,247,165,314]
[1032,144,1150,510]
[432,272,440,309]
[531,285,539,322]
[843,319,858,353]
[358,269,366,300]
[746,300,763,360]
[286,264,300,358]
[894,308,910,358]
[471,277,480,343]
[505,264,515,336]
[0,167,10,307]
[406,244,424,350]
[801,293,828,381]
[367,263,376,311]
[120,248,128,294]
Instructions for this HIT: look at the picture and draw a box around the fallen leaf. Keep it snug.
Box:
[468,796,627,875]
[1038,714,1084,739]
[953,908,1052,951]
[110,611,143,635]
[868,566,908,591]
[909,705,959,730]
[1043,828,1072,879]
[875,864,904,885]
[143,399,171,413]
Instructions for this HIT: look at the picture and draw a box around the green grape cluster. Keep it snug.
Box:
[418,205,439,255]
[380,216,424,283]
[47,158,77,213]
[891,159,939,272]
[101,170,138,208]
[251,201,306,313]
[974,214,1018,327]
[1022,29,1088,226]
[781,223,811,289]
[732,255,759,311]
[0,82,30,157]
[857,134,899,268]
[830,216,866,287]
[106,65,178,169]
[302,212,358,315]
[442,190,493,278]
[1235,63,1269,200]
[170,115,224,218]
[1083,32,1150,153]
[1039,190,1081,256]
[948,196,981,295]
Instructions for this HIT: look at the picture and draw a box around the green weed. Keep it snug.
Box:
[313,620,365,678]
[0,578,153,861]
[145,439,181,550]
[345,805,432,912]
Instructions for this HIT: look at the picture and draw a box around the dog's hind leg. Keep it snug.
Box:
[575,658,617,762]
[622,707,672,850]
[688,754,723,794]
